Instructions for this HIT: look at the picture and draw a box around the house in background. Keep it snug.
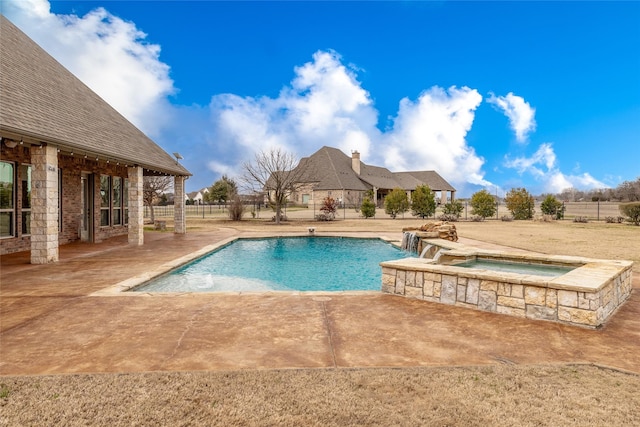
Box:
[186,188,209,204]
[289,146,456,208]
[0,16,191,263]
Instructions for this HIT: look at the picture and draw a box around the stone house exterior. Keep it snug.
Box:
[287,146,456,208]
[0,16,191,264]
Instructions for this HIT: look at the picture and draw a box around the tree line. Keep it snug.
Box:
[141,146,639,226]
[555,177,640,202]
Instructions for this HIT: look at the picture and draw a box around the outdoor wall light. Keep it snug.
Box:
[2,138,18,148]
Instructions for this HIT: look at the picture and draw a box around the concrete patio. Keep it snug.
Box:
[1,230,639,376]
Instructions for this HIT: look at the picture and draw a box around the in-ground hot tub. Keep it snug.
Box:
[381,239,633,328]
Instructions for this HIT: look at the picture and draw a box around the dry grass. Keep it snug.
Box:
[2,365,639,426]
[454,220,640,273]
[2,217,638,426]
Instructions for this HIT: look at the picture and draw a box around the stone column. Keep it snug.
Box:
[174,175,186,234]
[128,166,144,246]
[30,145,59,264]
[441,190,448,205]
[450,190,456,202]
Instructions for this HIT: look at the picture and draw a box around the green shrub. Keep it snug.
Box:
[441,200,464,219]
[360,197,376,218]
[540,195,564,219]
[619,202,640,225]
[470,190,496,219]
[384,188,410,219]
[411,185,436,219]
[505,188,535,220]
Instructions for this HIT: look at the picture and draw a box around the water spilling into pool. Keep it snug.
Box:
[133,237,412,293]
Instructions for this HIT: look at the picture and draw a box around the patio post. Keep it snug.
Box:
[127,166,144,245]
[30,144,59,263]
[174,175,186,234]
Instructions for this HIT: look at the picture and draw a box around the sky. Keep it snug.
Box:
[2,0,639,197]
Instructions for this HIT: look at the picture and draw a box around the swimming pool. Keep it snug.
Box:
[133,236,411,293]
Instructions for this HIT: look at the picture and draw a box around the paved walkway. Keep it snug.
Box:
[1,230,639,376]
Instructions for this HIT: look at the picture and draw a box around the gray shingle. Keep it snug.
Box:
[0,16,190,176]
[295,146,456,193]
[394,171,456,192]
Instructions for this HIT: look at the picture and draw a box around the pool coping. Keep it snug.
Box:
[381,238,634,328]
[90,233,402,296]
[387,238,634,293]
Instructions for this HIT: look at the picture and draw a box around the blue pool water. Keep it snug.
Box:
[453,259,575,277]
[133,237,411,293]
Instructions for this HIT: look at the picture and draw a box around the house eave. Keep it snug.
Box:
[0,125,191,177]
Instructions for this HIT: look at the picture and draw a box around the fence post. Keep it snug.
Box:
[597,200,600,221]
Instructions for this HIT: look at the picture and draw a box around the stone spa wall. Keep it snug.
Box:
[381,240,633,328]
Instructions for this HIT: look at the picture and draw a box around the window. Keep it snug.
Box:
[113,176,122,225]
[99,175,127,227]
[123,178,129,225]
[0,161,15,237]
[100,175,110,226]
[20,164,31,235]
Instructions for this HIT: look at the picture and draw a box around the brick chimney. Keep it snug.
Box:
[351,150,361,175]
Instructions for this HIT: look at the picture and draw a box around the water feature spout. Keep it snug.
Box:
[432,248,448,263]
[419,244,434,259]
[401,231,419,253]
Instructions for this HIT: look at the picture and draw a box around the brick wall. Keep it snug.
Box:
[1,148,130,255]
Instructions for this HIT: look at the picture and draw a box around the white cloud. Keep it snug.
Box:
[207,50,381,176]
[488,92,536,143]
[382,86,490,187]
[210,51,378,158]
[3,0,175,136]
[208,56,492,190]
[3,1,493,192]
[505,143,607,193]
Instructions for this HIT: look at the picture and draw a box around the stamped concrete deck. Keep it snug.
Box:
[1,230,639,376]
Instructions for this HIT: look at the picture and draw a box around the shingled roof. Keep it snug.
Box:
[0,15,190,177]
[298,146,455,192]
[296,146,369,191]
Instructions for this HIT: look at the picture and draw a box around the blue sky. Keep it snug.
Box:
[3,0,639,197]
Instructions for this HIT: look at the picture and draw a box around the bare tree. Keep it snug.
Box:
[242,148,307,224]
[143,176,173,223]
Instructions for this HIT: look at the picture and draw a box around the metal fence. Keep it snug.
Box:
[145,201,624,222]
